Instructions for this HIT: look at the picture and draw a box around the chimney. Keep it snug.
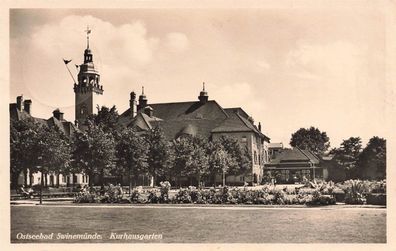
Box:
[23,99,32,114]
[129,91,137,118]
[138,86,148,110]
[144,106,153,117]
[16,95,23,111]
[258,122,262,132]
[248,116,254,124]
[53,108,64,121]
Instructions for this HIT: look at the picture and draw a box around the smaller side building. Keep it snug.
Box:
[264,143,328,183]
[10,95,88,188]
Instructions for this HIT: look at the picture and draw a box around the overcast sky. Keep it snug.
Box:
[9,7,389,148]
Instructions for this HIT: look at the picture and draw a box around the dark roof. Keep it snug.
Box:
[120,100,228,140]
[10,103,78,138]
[212,108,270,141]
[265,147,320,167]
[120,99,270,141]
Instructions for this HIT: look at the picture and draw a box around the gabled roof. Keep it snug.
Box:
[265,147,320,167]
[212,108,270,141]
[120,98,270,141]
[10,103,78,138]
[120,100,229,140]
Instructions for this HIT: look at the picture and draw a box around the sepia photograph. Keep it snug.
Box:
[3,1,395,250]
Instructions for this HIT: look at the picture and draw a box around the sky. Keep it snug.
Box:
[9,7,390,148]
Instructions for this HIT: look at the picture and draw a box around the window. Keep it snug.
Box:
[281,170,290,181]
[241,136,247,143]
[254,151,258,164]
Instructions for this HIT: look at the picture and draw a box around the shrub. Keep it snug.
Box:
[342,180,370,204]
[366,193,386,205]
[370,180,386,193]
[159,181,171,203]
[173,189,192,203]
[147,189,161,203]
[74,192,100,203]
[130,188,147,204]
[272,189,286,205]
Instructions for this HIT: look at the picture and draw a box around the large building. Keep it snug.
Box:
[118,85,270,185]
[11,29,271,187]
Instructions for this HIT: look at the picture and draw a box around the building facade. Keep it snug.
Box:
[264,143,328,183]
[118,86,270,185]
[10,95,89,187]
[11,29,271,187]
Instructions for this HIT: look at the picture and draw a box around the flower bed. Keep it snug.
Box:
[73,179,385,206]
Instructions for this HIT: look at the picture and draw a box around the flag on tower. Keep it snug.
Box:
[63,59,72,65]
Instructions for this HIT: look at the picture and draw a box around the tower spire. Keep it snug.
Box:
[203,82,205,91]
[85,25,91,49]
[142,86,144,95]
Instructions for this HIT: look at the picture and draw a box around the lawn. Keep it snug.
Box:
[11,205,386,243]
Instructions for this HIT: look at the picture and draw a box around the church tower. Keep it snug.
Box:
[73,27,103,127]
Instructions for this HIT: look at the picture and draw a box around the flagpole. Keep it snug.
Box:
[63,59,77,84]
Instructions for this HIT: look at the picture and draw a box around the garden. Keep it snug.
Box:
[73,179,386,206]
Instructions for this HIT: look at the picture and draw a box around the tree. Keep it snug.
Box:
[171,136,195,187]
[116,128,149,193]
[87,105,123,134]
[186,137,209,187]
[208,140,237,186]
[72,122,116,186]
[144,126,172,187]
[10,118,42,188]
[35,126,72,186]
[10,118,72,188]
[217,136,248,175]
[290,127,330,155]
[357,136,386,180]
[330,137,362,179]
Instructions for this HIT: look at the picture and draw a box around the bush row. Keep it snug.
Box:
[73,179,385,206]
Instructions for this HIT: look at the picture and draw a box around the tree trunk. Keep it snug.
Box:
[100,170,105,187]
[222,171,226,187]
[88,172,93,187]
[56,174,60,188]
[23,169,28,186]
[151,174,156,187]
[198,175,201,188]
[213,173,217,187]
[128,173,132,195]
[11,172,20,189]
